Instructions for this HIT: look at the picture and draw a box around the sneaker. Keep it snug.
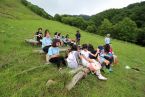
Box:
[109,68,113,72]
[98,75,107,80]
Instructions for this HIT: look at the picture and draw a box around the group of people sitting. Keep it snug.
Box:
[34,28,118,81]
[66,43,118,80]
[34,28,78,53]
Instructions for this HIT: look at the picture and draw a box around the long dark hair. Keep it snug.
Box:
[70,44,78,51]
[87,44,94,52]
[58,33,61,36]
[52,39,60,47]
[44,29,50,37]
[104,44,110,53]
[54,32,58,35]
[38,28,42,31]
[82,44,88,50]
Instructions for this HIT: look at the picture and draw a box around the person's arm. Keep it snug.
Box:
[89,52,98,57]
[34,32,39,37]
[42,38,47,47]
[38,33,43,37]
[105,37,107,44]
[80,53,93,63]
[50,54,60,58]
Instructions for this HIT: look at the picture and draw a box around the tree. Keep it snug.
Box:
[21,0,52,19]
[86,25,96,33]
[136,28,145,46]
[54,14,62,22]
[113,17,138,42]
[98,19,113,35]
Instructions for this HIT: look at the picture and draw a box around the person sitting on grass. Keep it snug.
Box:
[35,28,43,43]
[57,33,61,40]
[41,30,52,53]
[87,44,98,60]
[100,44,114,72]
[47,39,66,70]
[88,44,110,71]
[66,44,81,69]
[61,35,67,47]
[80,44,107,80]
[54,32,58,39]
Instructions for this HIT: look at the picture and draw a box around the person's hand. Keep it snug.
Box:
[97,48,100,52]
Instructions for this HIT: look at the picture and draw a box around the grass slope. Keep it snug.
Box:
[0,0,42,19]
[0,0,145,97]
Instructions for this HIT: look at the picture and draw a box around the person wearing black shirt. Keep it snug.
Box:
[75,30,81,45]
[35,28,43,43]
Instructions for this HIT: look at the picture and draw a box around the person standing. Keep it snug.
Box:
[75,30,81,45]
[105,34,111,45]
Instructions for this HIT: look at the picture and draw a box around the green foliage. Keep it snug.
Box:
[0,0,145,96]
[89,1,145,46]
[113,17,138,42]
[0,17,145,97]
[136,28,145,46]
[0,0,42,19]
[98,19,113,35]
[54,14,62,22]
[86,25,96,33]
[61,16,87,30]
[21,0,52,20]
[52,1,145,46]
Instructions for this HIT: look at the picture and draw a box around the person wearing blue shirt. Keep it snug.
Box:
[41,30,52,53]
[47,39,66,70]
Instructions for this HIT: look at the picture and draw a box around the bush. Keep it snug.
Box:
[136,28,145,46]
[113,17,138,42]
[98,19,113,35]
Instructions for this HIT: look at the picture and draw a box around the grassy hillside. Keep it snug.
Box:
[0,0,145,97]
[0,0,42,19]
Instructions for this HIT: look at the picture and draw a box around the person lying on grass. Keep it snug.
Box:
[80,44,107,80]
[46,39,66,70]
[41,30,52,53]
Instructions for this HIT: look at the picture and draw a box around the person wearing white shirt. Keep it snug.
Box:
[105,34,111,44]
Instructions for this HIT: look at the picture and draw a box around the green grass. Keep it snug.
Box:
[0,0,42,19]
[0,0,145,97]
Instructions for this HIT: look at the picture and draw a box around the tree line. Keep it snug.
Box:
[21,0,145,46]
[53,1,145,46]
[21,0,52,19]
